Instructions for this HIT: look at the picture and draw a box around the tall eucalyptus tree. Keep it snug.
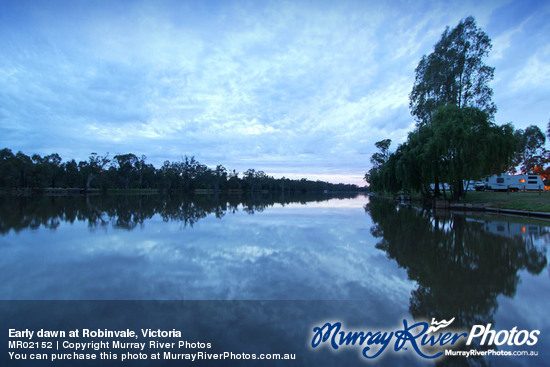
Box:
[410,16,496,126]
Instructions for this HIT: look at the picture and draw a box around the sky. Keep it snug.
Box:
[1,0,549,186]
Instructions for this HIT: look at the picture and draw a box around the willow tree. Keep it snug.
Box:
[397,126,435,195]
[429,105,516,199]
[410,16,496,126]
[371,105,518,199]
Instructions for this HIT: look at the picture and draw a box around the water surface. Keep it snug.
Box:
[1,194,548,366]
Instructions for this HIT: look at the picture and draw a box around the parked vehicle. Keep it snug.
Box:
[479,174,545,192]
[430,181,477,192]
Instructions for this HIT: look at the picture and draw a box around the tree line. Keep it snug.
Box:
[0,148,359,194]
[365,16,549,199]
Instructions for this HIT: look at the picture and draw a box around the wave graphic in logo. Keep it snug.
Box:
[427,317,455,333]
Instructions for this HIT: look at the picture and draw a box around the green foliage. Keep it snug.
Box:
[429,105,511,198]
[410,16,496,126]
[368,105,519,199]
[367,17,525,200]
[364,139,392,192]
[370,139,392,168]
[0,148,360,194]
[517,125,547,174]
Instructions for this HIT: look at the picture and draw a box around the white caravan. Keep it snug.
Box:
[482,174,545,191]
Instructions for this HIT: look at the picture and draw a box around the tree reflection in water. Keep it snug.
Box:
[0,193,357,234]
[365,198,547,366]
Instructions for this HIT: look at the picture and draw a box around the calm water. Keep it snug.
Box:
[0,194,549,366]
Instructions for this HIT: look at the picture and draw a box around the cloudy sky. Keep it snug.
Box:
[1,0,549,185]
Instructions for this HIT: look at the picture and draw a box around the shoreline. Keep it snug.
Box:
[374,192,550,219]
[448,203,550,220]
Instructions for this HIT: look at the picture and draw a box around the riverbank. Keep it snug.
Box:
[450,191,550,218]
[372,190,550,218]
[460,191,550,211]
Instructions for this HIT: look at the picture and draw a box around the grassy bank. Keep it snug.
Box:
[461,191,550,212]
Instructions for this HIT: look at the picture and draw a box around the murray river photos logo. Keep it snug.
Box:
[310,317,540,360]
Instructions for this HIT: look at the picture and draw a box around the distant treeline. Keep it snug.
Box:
[0,148,360,193]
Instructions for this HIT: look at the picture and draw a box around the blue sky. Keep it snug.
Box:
[1,0,549,185]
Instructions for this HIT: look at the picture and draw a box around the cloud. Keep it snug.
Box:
[1,0,548,185]
[513,45,550,89]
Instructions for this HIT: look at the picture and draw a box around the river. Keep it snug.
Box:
[0,194,548,366]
